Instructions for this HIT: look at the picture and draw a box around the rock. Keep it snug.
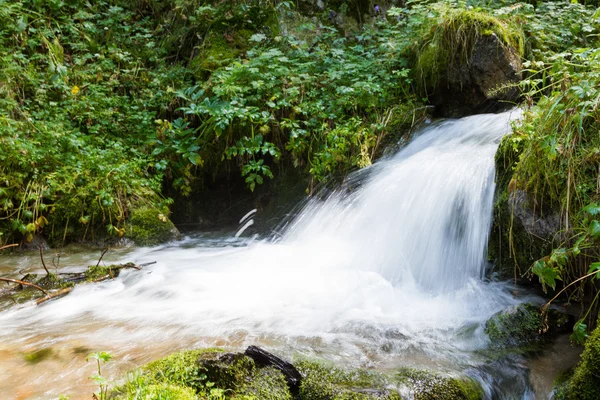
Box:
[245,345,302,392]
[485,303,543,349]
[127,206,180,246]
[296,358,402,400]
[395,368,484,400]
[509,190,562,240]
[238,366,293,400]
[431,33,522,117]
[198,352,256,390]
[485,303,571,350]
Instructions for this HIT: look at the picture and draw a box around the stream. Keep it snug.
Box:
[0,110,581,399]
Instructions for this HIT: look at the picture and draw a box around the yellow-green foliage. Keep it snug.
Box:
[415,8,524,91]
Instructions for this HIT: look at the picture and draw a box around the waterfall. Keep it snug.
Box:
[0,110,527,398]
[284,110,522,293]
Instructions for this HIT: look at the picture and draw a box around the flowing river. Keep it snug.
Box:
[0,110,581,399]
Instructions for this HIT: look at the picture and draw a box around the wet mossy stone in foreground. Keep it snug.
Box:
[395,368,484,400]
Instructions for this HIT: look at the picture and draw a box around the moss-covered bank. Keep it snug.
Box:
[112,347,488,400]
[553,318,600,399]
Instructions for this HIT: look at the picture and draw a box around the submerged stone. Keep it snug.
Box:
[23,348,54,364]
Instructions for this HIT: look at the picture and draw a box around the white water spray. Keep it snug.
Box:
[0,110,526,398]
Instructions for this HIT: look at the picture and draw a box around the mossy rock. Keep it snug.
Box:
[127,206,179,246]
[395,368,483,400]
[198,352,256,391]
[561,319,600,399]
[237,366,292,400]
[485,303,543,349]
[296,359,402,400]
[142,348,225,390]
[117,382,197,400]
[415,9,524,116]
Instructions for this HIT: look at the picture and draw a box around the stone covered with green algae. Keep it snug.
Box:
[112,348,292,399]
[111,348,491,400]
[295,358,402,400]
[127,206,180,246]
[485,303,543,349]
[395,368,483,400]
[112,349,406,400]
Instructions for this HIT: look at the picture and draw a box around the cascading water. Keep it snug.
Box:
[0,109,545,399]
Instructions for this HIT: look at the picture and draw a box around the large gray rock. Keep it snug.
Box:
[431,33,522,117]
[509,189,562,240]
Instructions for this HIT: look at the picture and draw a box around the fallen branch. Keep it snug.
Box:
[96,248,108,267]
[35,287,72,305]
[39,245,50,276]
[36,262,152,305]
[0,278,48,296]
[0,244,19,251]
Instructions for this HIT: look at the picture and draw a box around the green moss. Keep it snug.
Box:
[112,374,198,400]
[199,352,256,391]
[296,359,402,400]
[134,383,196,400]
[485,304,543,348]
[127,206,178,246]
[143,348,225,389]
[85,264,120,281]
[563,319,600,399]
[395,368,483,400]
[416,9,524,92]
[192,32,247,75]
[238,367,292,400]
[24,348,54,364]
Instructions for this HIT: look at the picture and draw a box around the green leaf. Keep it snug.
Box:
[588,220,600,240]
[532,259,561,291]
[588,262,600,280]
[571,320,588,345]
[87,351,112,363]
[583,203,600,216]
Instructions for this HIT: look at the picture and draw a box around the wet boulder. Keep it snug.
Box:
[395,368,484,400]
[415,10,524,117]
[296,358,402,400]
[485,303,571,349]
[429,33,522,117]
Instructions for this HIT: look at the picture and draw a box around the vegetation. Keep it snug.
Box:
[2,0,600,397]
[491,1,600,336]
[111,347,488,400]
